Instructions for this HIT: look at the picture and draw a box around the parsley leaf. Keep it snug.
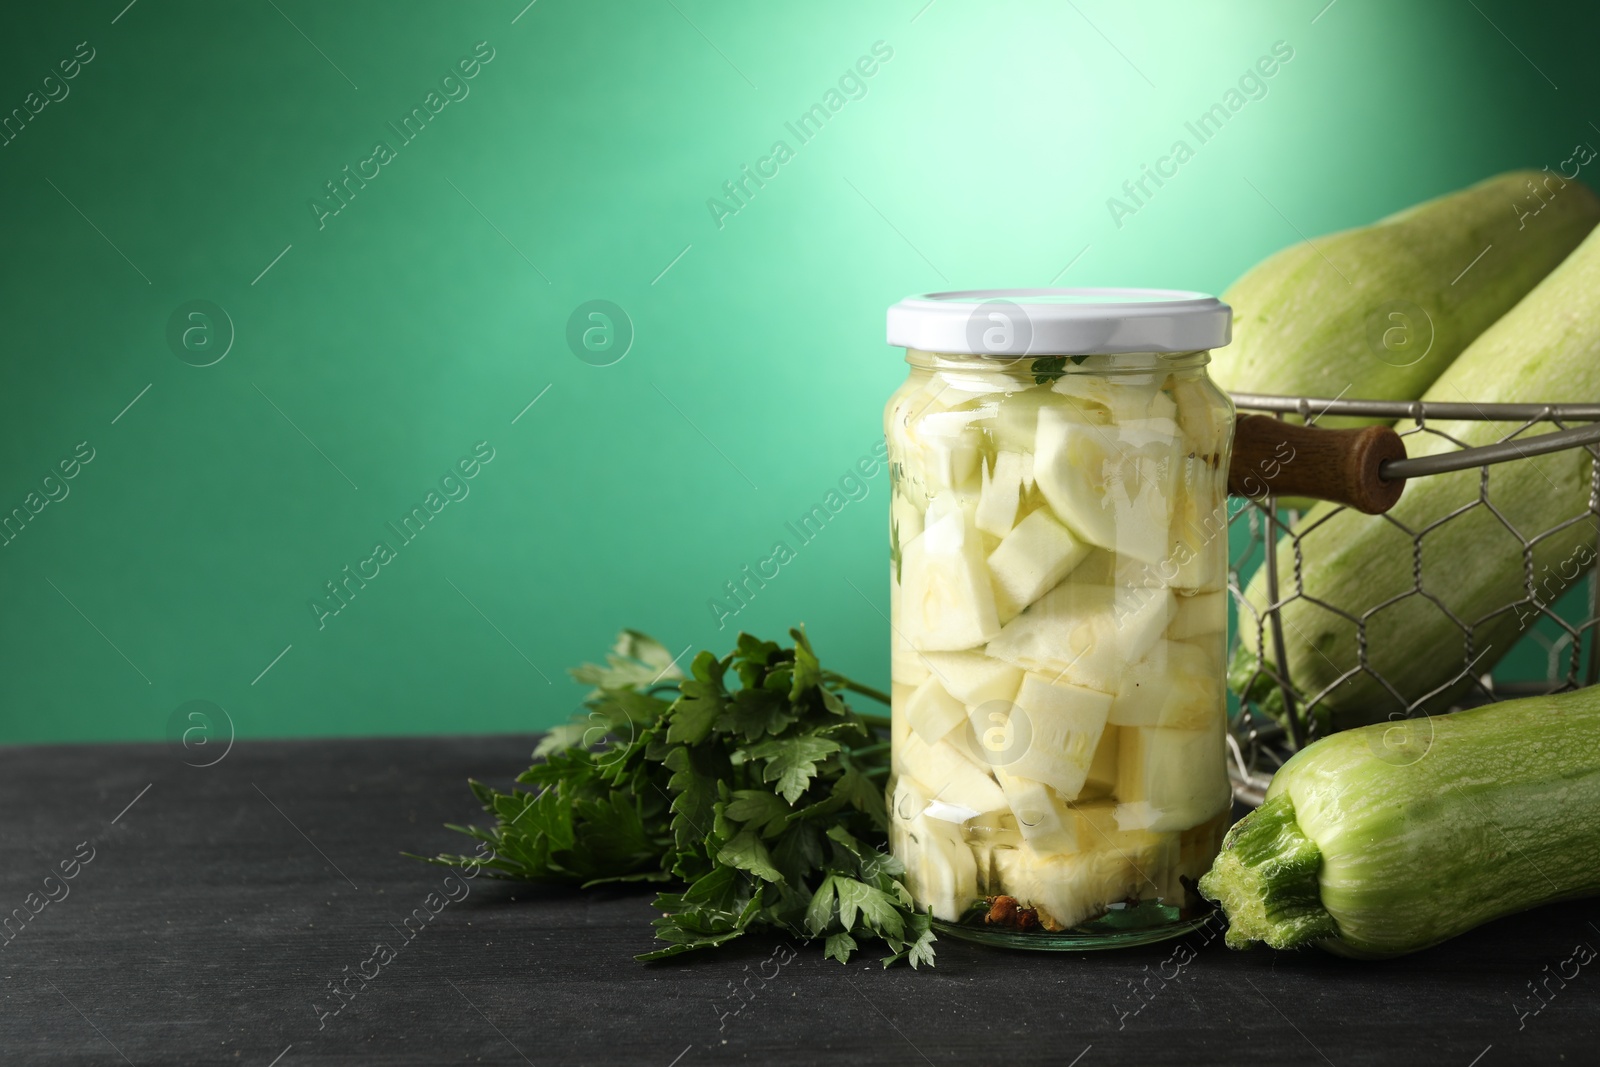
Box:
[1031,355,1067,383]
[1030,354,1091,383]
[743,735,842,804]
[716,828,784,884]
[724,789,792,838]
[569,629,685,695]
[410,628,933,968]
[824,931,858,963]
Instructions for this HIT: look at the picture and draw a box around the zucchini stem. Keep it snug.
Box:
[1197,793,1338,950]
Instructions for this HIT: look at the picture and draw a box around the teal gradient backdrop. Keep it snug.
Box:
[2,0,1596,743]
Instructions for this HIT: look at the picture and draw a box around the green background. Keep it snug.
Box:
[2,0,1596,744]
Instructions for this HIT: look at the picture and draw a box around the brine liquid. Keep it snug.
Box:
[885,351,1233,936]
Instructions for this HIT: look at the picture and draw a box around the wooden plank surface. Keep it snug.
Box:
[1,734,1591,1065]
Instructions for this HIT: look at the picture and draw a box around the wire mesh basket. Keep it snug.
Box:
[1226,393,1600,806]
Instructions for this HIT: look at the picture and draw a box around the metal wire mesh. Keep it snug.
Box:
[1225,395,1600,805]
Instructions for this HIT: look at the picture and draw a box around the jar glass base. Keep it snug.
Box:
[932,900,1215,951]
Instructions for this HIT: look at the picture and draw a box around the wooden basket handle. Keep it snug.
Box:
[1227,414,1408,515]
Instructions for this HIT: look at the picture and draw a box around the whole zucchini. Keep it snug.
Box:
[1232,217,1600,731]
[1198,686,1600,958]
[1214,170,1600,422]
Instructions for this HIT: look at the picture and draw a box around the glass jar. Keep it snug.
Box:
[882,289,1236,949]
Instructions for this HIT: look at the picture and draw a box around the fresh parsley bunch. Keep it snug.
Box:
[414,629,935,968]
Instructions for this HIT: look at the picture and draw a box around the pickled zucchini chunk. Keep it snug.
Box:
[995,772,1070,852]
[974,672,1112,798]
[1168,453,1228,592]
[1165,375,1231,593]
[1113,425,1183,566]
[1170,375,1224,458]
[889,610,932,688]
[1033,405,1180,565]
[889,686,913,753]
[1111,586,1174,661]
[1110,640,1220,729]
[1109,651,1166,725]
[1175,807,1231,893]
[890,644,931,689]
[975,451,1026,537]
[1182,633,1226,680]
[905,676,970,744]
[965,811,1023,894]
[896,730,1007,815]
[1113,720,1231,833]
[1082,718,1119,799]
[983,588,1094,688]
[892,809,979,922]
[1118,413,1184,450]
[891,773,933,823]
[923,797,985,824]
[912,404,995,496]
[890,494,926,558]
[939,368,1021,398]
[1169,590,1227,639]
[945,718,1002,774]
[899,502,1001,651]
[997,777,1118,855]
[1068,547,1117,587]
[918,650,1022,708]
[1032,406,1116,550]
[994,830,1179,930]
[986,580,1170,695]
[883,386,937,510]
[987,508,1091,621]
[985,387,1058,454]
[1051,368,1176,425]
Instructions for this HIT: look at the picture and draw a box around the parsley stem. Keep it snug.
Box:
[824,672,890,706]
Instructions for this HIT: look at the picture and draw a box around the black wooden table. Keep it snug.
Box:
[2,734,1592,1065]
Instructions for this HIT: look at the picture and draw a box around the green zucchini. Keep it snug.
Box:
[1214,170,1600,423]
[1199,686,1600,958]
[1232,217,1600,731]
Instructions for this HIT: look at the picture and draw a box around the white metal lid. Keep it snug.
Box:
[886,288,1231,356]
